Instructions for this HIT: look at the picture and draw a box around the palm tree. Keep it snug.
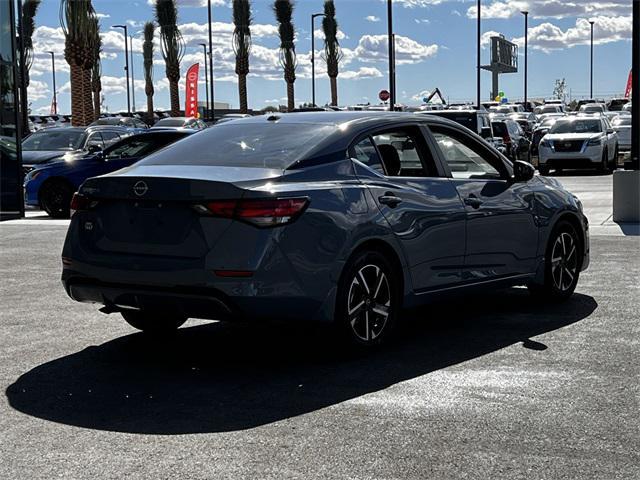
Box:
[21,0,41,90]
[143,22,156,125]
[273,0,296,112]
[322,0,342,106]
[90,15,102,121]
[60,0,95,125]
[155,0,184,117]
[233,0,252,113]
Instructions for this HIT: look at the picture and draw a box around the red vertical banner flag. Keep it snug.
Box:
[624,69,633,99]
[184,63,200,117]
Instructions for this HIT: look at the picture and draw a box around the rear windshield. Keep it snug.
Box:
[155,118,188,127]
[612,116,631,126]
[139,122,336,169]
[491,122,508,136]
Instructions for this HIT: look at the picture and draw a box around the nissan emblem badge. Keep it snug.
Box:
[133,181,148,197]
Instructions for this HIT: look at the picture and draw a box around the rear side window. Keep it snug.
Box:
[139,123,336,169]
[351,137,384,174]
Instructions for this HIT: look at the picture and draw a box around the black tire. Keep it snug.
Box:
[335,250,400,348]
[538,165,550,175]
[611,146,619,171]
[40,180,74,218]
[121,310,187,335]
[598,148,609,173]
[528,220,581,301]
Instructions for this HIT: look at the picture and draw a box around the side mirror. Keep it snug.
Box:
[87,144,102,154]
[513,160,535,182]
[607,128,614,134]
[480,126,492,139]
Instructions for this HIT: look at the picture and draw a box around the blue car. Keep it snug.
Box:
[61,112,589,348]
[24,130,194,218]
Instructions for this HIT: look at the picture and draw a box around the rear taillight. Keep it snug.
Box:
[70,193,89,217]
[502,135,512,145]
[194,197,309,228]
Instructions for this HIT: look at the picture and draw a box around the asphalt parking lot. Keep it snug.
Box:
[1,173,639,479]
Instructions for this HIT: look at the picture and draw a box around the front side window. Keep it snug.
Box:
[430,126,503,180]
[86,133,105,149]
[371,129,434,177]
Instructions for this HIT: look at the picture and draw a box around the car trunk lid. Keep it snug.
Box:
[78,165,282,258]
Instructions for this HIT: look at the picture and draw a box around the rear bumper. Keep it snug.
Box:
[62,272,335,323]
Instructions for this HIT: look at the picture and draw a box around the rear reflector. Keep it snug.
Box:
[70,193,94,217]
[214,270,254,278]
[195,197,309,228]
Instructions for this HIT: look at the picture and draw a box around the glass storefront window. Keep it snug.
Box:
[1,0,24,219]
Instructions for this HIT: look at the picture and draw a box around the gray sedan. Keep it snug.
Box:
[62,112,589,348]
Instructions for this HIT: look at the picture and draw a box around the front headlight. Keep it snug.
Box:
[26,169,43,181]
[586,136,603,146]
[540,139,552,148]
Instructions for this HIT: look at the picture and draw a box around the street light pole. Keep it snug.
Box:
[112,25,130,115]
[199,43,210,120]
[311,13,325,107]
[47,51,57,115]
[521,11,528,109]
[589,20,595,99]
[130,35,136,113]
[387,0,395,110]
[628,0,639,170]
[207,0,215,121]
[476,0,481,109]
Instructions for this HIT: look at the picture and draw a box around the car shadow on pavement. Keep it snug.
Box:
[6,289,597,434]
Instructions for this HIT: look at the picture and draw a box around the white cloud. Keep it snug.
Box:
[353,34,438,65]
[340,67,384,80]
[147,0,227,7]
[313,28,348,41]
[365,16,380,23]
[27,80,50,102]
[467,1,631,20]
[414,18,430,24]
[512,15,632,52]
[95,13,110,19]
[389,0,446,7]
[480,30,502,49]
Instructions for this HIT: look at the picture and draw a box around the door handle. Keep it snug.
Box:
[378,194,403,207]
[464,196,483,208]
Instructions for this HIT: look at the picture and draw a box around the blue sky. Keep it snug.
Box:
[27,0,633,114]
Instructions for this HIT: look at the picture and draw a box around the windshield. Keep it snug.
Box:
[490,106,512,113]
[22,130,85,151]
[155,118,188,127]
[91,118,123,126]
[140,122,336,169]
[580,105,604,113]
[105,134,185,160]
[550,119,602,134]
[612,116,631,126]
[540,117,559,127]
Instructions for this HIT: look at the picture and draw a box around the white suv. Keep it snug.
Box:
[538,116,619,174]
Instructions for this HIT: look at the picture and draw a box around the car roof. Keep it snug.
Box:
[30,127,85,133]
[232,111,468,129]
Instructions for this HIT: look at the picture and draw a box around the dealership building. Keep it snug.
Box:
[0,0,24,220]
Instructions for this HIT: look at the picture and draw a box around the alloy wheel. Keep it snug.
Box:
[550,232,578,291]
[347,264,391,342]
